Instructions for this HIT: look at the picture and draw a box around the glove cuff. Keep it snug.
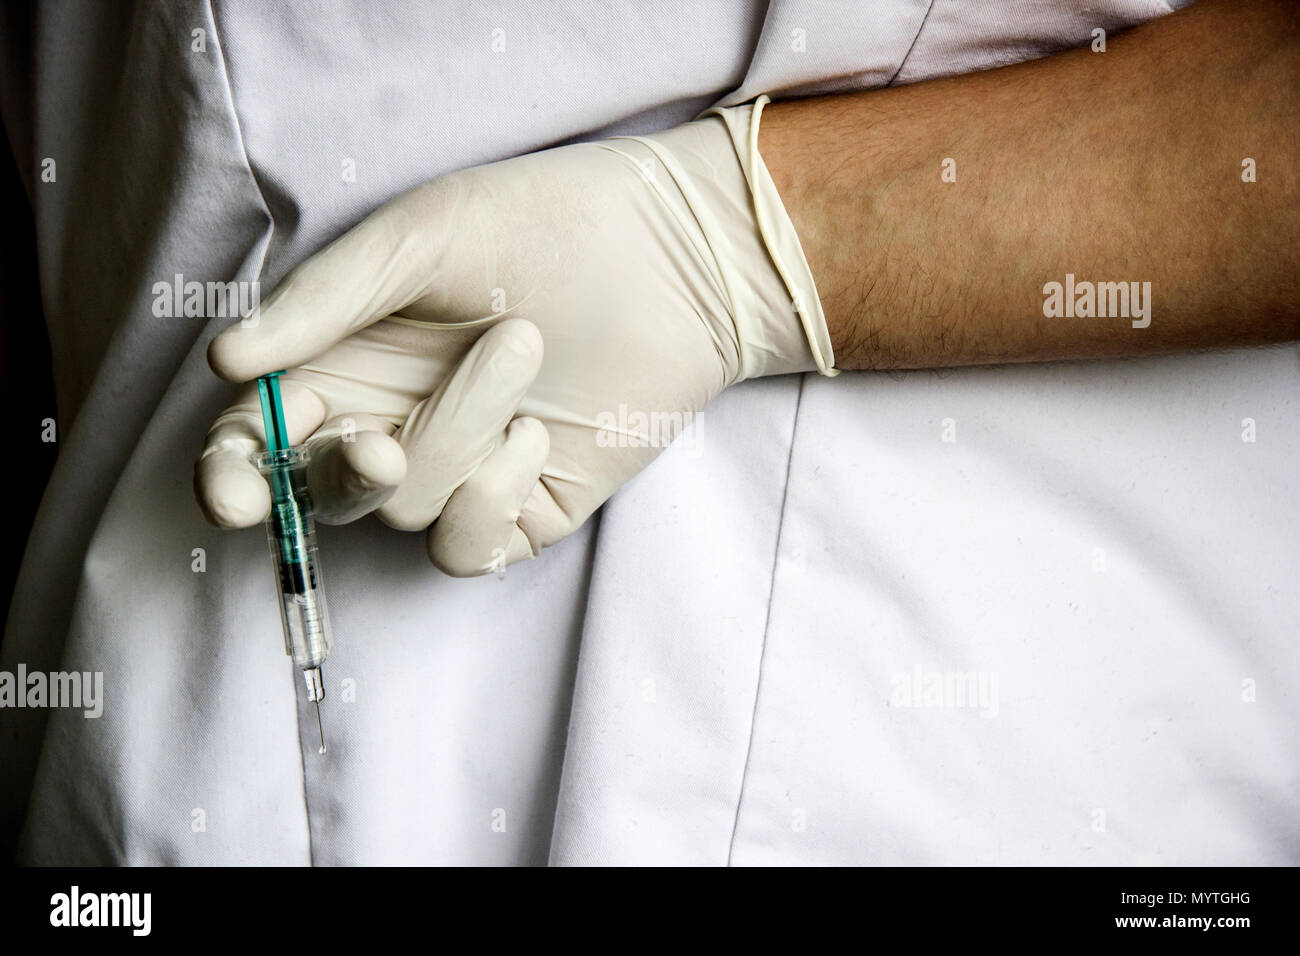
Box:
[706,96,839,378]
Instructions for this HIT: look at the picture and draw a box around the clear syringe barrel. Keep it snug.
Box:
[253,447,332,675]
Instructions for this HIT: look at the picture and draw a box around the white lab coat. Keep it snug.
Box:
[6,0,1294,866]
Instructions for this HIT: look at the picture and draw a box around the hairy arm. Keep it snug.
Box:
[759,0,1300,370]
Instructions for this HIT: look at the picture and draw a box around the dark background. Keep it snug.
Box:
[1,128,58,647]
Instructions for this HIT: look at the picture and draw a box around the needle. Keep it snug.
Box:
[314,699,327,755]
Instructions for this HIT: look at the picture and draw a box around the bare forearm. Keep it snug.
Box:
[760,0,1300,370]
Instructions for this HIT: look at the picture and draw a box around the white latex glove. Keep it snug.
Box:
[196,96,836,576]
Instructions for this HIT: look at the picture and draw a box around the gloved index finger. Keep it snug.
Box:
[195,377,327,528]
[207,191,442,382]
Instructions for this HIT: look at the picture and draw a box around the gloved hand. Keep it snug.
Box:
[196,95,836,576]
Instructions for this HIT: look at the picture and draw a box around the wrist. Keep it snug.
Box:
[757,94,873,372]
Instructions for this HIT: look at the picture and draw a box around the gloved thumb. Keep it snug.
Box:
[207,183,452,382]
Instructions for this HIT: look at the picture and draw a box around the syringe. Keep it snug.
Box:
[254,371,332,755]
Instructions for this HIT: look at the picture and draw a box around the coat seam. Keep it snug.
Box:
[203,0,311,866]
[725,373,804,865]
[887,0,939,86]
